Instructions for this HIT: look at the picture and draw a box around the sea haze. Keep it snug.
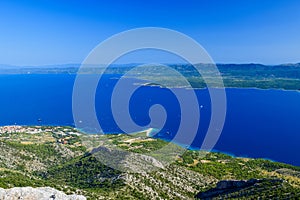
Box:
[0,74,299,166]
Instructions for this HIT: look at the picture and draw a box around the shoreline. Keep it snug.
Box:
[0,73,299,92]
[0,125,296,167]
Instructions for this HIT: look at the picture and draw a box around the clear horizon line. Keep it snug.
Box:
[0,62,300,68]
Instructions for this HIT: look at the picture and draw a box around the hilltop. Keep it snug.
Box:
[0,126,299,199]
[1,63,300,90]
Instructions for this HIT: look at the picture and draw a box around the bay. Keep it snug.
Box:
[0,74,299,166]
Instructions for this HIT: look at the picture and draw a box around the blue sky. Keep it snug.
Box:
[0,0,299,65]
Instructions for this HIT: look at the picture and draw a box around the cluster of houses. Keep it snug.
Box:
[0,126,43,134]
[0,126,82,147]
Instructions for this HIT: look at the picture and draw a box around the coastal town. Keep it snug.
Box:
[0,125,44,134]
[0,125,82,146]
[0,125,81,135]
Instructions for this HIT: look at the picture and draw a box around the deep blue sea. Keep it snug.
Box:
[0,74,299,166]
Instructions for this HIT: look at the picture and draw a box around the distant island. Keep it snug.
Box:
[0,126,299,199]
[1,63,300,90]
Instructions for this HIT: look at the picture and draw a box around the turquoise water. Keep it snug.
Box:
[0,74,299,166]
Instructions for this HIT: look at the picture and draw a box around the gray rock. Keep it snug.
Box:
[216,180,247,189]
[195,178,284,199]
[0,187,86,200]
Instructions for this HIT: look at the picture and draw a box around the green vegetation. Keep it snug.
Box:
[133,63,300,90]
[0,127,300,199]
[0,170,44,189]
[46,155,124,190]
[2,63,300,90]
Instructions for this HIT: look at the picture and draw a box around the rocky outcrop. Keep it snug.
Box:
[91,145,165,173]
[195,179,283,199]
[0,187,86,200]
[216,179,259,190]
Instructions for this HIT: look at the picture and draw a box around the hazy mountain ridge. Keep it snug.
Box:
[1,63,300,90]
